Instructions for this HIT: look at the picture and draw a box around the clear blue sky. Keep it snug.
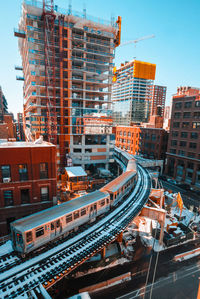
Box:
[0,0,200,117]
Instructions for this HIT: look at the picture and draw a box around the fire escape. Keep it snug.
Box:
[42,0,57,144]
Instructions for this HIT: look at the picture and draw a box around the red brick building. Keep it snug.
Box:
[0,141,57,236]
[115,126,168,160]
[151,85,167,117]
[0,114,16,141]
[165,86,200,187]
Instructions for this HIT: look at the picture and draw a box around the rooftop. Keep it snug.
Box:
[0,141,55,148]
[65,167,87,178]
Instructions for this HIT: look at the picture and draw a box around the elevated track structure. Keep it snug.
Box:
[0,150,151,298]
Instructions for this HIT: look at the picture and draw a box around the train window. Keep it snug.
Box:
[66,214,72,223]
[100,200,105,206]
[74,211,79,219]
[26,231,32,243]
[51,222,54,230]
[81,208,86,216]
[56,220,60,227]
[35,227,44,238]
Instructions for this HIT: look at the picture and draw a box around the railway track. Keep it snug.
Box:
[0,163,151,298]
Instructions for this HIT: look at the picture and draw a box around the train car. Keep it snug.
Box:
[126,158,137,172]
[101,170,137,207]
[10,190,110,255]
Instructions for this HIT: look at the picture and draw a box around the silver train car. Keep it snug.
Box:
[10,158,137,255]
[11,190,110,255]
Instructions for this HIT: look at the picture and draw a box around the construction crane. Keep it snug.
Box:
[119,34,155,47]
[42,0,57,144]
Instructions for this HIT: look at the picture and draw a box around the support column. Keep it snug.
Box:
[159,220,165,245]
[101,247,106,259]
[117,232,123,243]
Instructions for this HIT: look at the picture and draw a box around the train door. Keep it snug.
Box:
[50,222,56,239]
[94,203,97,216]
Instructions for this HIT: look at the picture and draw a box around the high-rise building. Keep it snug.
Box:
[112,60,156,125]
[151,85,166,116]
[15,0,121,171]
[0,86,8,123]
[165,86,200,187]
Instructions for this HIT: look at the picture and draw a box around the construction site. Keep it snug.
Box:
[15,0,121,172]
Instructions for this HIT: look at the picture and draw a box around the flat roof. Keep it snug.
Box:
[0,141,55,148]
[11,190,108,232]
[65,167,87,177]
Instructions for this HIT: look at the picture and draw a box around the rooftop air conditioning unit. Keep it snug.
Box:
[3,177,11,183]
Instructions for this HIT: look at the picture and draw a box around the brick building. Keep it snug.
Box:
[151,85,167,117]
[115,125,168,160]
[165,86,200,187]
[0,141,56,236]
[0,114,16,141]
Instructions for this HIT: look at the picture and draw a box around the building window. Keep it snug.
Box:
[21,189,30,204]
[1,165,11,183]
[192,122,200,129]
[172,131,178,137]
[193,112,200,119]
[184,102,192,108]
[40,187,49,201]
[195,101,200,107]
[4,190,13,206]
[189,142,197,149]
[182,122,189,128]
[174,112,181,118]
[40,163,48,179]
[18,164,28,181]
[173,122,180,128]
[183,112,191,118]
[180,141,187,147]
[171,140,177,146]
[191,132,198,139]
[181,132,188,138]
[175,102,182,109]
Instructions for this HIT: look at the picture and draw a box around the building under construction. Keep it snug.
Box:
[112,60,156,125]
[15,0,121,171]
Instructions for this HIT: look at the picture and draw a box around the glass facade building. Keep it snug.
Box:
[112,60,156,125]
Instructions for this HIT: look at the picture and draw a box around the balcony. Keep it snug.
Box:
[14,28,26,38]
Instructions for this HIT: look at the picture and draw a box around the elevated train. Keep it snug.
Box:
[11,158,137,255]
